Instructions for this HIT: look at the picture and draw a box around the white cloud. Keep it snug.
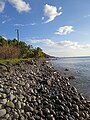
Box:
[31,39,90,49]
[2,21,6,24]
[14,23,36,26]
[43,4,62,23]
[8,0,31,12]
[58,7,62,10]
[31,39,90,57]
[0,1,5,12]
[84,14,90,18]
[2,17,13,24]
[30,23,36,26]
[55,26,74,35]
[2,36,7,40]
[14,23,25,26]
[56,40,80,49]
[42,17,44,20]
[31,39,54,45]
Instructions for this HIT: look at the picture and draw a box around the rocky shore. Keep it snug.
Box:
[0,60,90,120]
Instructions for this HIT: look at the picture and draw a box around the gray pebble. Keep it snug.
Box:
[0,109,6,117]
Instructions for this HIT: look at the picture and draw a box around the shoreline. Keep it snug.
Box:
[0,60,90,119]
[50,58,90,101]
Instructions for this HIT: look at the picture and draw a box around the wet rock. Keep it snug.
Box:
[65,68,69,71]
[68,76,75,79]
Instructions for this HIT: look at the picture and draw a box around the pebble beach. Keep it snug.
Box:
[0,60,90,120]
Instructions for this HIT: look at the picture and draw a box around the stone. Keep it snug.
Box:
[2,94,7,98]
[5,114,10,119]
[0,104,2,109]
[6,101,15,108]
[20,115,25,120]
[26,83,30,88]
[20,82,25,86]
[1,99,7,104]
[10,94,15,101]
[73,112,79,118]
[16,101,22,109]
[24,106,34,112]
[47,115,55,120]
[68,76,75,79]
[71,86,77,93]
[14,111,19,119]
[0,88,4,92]
[6,107,11,114]
[0,60,90,119]
[65,68,69,71]
[43,108,50,115]
[47,80,51,86]
[0,109,6,117]
[29,117,35,120]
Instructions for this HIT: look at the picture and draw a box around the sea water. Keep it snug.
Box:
[50,57,90,100]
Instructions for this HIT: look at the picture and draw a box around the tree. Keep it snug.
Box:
[34,47,44,58]
[0,36,7,46]
[0,36,46,59]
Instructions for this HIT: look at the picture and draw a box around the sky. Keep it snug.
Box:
[0,0,90,57]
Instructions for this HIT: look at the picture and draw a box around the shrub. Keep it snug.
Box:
[0,46,20,59]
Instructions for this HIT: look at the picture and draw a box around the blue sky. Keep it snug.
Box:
[0,0,90,57]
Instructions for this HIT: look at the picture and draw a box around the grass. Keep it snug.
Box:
[0,56,46,64]
[0,58,33,64]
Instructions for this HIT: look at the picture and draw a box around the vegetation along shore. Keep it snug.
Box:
[0,36,48,60]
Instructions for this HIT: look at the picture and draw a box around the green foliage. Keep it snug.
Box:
[0,36,46,60]
[0,36,7,46]
[34,47,45,58]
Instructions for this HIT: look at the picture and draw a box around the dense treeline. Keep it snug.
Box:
[0,36,46,59]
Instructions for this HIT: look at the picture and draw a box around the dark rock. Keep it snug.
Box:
[65,68,69,71]
[42,108,50,115]
[68,76,75,79]
[47,115,55,120]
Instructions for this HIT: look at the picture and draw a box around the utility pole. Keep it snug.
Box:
[15,29,20,48]
[16,29,20,41]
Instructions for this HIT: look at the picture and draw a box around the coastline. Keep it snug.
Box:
[50,58,90,101]
[0,60,90,119]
